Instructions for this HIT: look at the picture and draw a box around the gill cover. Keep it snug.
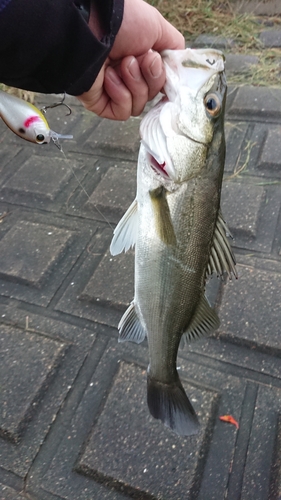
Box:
[140,48,225,182]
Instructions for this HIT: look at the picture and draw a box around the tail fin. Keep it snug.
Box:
[147,375,200,436]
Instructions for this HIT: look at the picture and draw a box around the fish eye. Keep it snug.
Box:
[36,134,45,143]
[204,93,221,117]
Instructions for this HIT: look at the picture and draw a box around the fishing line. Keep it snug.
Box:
[54,138,114,231]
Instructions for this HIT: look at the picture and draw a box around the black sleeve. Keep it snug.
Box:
[0,0,124,95]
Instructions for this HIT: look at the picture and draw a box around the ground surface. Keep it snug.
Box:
[1,26,281,500]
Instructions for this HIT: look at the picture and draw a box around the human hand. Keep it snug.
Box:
[77,0,185,120]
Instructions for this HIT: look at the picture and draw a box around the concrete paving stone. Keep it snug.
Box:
[224,121,250,172]
[192,34,235,49]
[0,147,96,212]
[39,338,281,499]
[0,145,22,173]
[0,221,72,287]
[56,227,134,328]
[238,122,281,179]
[83,117,141,160]
[0,309,97,483]
[260,29,281,47]
[233,0,281,15]
[188,336,281,381]
[221,181,265,238]
[86,165,137,223]
[228,86,281,119]
[221,179,280,252]
[0,210,96,307]
[65,158,136,224]
[1,155,73,201]
[77,361,215,500]
[225,53,259,73]
[80,250,134,310]
[258,126,281,170]
[0,484,26,500]
[0,325,65,443]
[240,384,281,500]
[40,339,248,500]
[219,256,281,350]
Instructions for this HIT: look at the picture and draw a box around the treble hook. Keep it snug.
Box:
[41,93,72,116]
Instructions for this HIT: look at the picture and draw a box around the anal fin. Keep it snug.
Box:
[118,302,146,344]
[180,294,220,348]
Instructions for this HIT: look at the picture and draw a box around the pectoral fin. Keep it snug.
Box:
[110,199,138,256]
[206,210,237,279]
[118,301,146,344]
[149,186,176,246]
[180,295,220,348]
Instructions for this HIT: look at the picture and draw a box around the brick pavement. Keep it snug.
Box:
[1,30,281,500]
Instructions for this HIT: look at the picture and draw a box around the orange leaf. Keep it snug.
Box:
[219,415,239,429]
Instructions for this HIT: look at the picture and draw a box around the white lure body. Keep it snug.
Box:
[0,90,72,145]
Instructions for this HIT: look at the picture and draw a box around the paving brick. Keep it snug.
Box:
[0,145,22,174]
[225,54,259,73]
[40,340,243,499]
[0,484,26,500]
[192,34,235,49]
[221,180,280,252]
[219,257,281,350]
[240,384,281,500]
[56,226,134,328]
[221,181,265,238]
[0,325,65,443]
[80,250,134,309]
[0,211,96,306]
[228,87,281,118]
[86,165,137,222]
[234,0,281,15]
[0,309,97,483]
[258,126,281,170]
[39,338,281,500]
[2,155,72,201]
[0,221,72,287]
[77,361,215,500]
[84,117,141,159]
[224,122,249,172]
[260,29,281,47]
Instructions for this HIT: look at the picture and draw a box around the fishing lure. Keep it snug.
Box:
[219,415,239,429]
[0,90,72,146]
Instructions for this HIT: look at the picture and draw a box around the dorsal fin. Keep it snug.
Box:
[207,210,237,279]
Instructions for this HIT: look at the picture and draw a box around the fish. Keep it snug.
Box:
[110,48,237,436]
[0,90,72,146]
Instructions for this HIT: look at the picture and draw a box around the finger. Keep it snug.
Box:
[78,66,133,120]
[151,9,185,53]
[102,66,133,120]
[137,51,166,101]
[119,56,149,116]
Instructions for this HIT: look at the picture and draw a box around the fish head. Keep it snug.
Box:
[139,49,226,184]
[162,48,226,145]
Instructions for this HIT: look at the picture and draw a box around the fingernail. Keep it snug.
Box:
[150,53,163,78]
[107,67,122,85]
[128,57,141,81]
